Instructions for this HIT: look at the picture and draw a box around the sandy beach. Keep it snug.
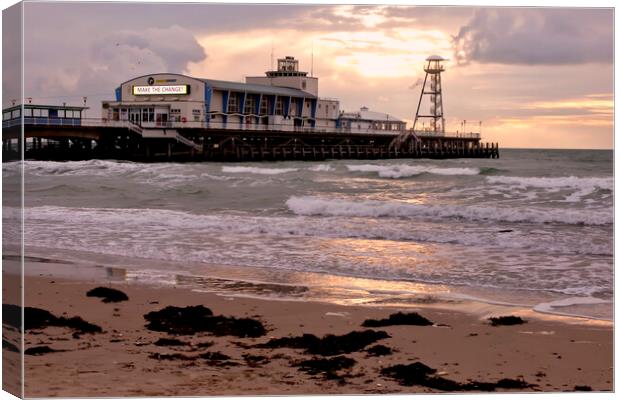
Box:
[4,266,612,397]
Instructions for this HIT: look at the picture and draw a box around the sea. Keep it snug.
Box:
[2,149,614,320]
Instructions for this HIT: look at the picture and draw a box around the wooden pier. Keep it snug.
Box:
[2,119,499,162]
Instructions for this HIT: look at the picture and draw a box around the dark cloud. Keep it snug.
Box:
[25,24,207,111]
[453,8,613,65]
[92,25,207,73]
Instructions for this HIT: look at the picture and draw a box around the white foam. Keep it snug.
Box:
[533,297,612,320]
[346,164,480,178]
[285,196,612,225]
[222,166,298,175]
[308,164,334,172]
[487,175,613,190]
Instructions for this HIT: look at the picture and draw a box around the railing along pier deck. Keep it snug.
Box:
[2,117,499,162]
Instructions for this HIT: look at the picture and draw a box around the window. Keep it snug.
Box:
[275,98,283,115]
[11,109,20,119]
[24,108,32,117]
[259,97,268,115]
[244,97,255,114]
[302,81,307,90]
[57,110,66,118]
[40,109,49,117]
[228,93,239,113]
[3,112,10,120]
[32,108,40,117]
[142,107,154,122]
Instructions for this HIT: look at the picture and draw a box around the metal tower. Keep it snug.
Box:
[414,55,446,134]
[389,55,447,151]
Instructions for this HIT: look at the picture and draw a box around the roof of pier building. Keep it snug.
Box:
[117,73,317,99]
[340,107,404,122]
[202,79,316,98]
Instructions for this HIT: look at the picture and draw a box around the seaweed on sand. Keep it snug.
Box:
[362,312,434,327]
[294,356,356,380]
[381,361,535,391]
[3,304,102,334]
[86,287,129,303]
[144,305,266,337]
[488,316,527,326]
[257,330,390,356]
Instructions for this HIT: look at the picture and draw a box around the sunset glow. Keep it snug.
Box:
[15,3,614,149]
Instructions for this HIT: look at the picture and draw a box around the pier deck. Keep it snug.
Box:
[2,118,499,162]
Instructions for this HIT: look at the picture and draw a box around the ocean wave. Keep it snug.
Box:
[14,159,147,177]
[486,175,613,190]
[308,164,334,172]
[285,196,612,225]
[346,164,480,178]
[222,166,299,175]
[10,205,611,256]
[533,297,612,319]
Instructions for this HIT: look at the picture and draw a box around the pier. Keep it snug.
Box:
[2,117,499,162]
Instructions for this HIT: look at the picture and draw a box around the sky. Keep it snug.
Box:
[4,2,614,149]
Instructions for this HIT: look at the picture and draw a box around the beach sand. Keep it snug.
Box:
[3,269,612,397]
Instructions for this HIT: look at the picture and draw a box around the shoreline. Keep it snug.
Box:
[14,246,615,325]
[3,254,613,396]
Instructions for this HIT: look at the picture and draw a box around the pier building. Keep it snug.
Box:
[3,55,499,161]
[101,56,345,133]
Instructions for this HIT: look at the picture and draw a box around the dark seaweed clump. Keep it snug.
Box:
[2,304,21,330]
[24,346,62,356]
[144,305,266,337]
[381,362,534,391]
[362,312,434,327]
[243,354,269,367]
[257,330,390,356]
[86,287,129,303]
[149,351,232,365]
[294,356,356,380]
[488,316,527,326]
[366,344,393,356]
[574,385,593,391]
[3,339,19,353]
[2,305,102,334]
[153,338,188,347]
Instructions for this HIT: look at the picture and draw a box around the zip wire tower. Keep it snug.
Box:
[414,55,446,134]
[389,55,447,151]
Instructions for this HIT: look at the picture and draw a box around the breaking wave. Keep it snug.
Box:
[285,196,612,225]
[222,166,299,175]
[486,175,613,191]
[10,205,611,258]
[308,164,334,172]
[346,164,480,178]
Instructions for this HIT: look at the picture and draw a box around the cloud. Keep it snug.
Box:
[453,8,613,65]
[92,25,207,73]
[26,24,207,107]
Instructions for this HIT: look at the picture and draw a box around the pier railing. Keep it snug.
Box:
[4,117,480,139]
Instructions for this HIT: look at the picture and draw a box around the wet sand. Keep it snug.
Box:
[4,271,613,397]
